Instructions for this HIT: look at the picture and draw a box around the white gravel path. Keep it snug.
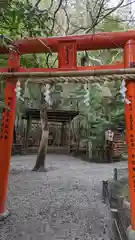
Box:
[0,154,128,240]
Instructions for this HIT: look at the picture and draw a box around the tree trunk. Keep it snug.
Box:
[33,106,48,172]
[13,125,16,144]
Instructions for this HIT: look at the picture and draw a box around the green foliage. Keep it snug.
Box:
[100,15,126,32]
[71,81,125,152]
[0,0,52,38]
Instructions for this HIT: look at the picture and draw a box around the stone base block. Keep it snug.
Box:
[0,210,10,221]
[127,226,135,240]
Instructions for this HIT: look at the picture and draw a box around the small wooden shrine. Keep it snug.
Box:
[15,108,79,154]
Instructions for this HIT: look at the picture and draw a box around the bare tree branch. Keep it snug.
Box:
[50,0,64,34]
[85,0,124,33]
[62,6,70,35]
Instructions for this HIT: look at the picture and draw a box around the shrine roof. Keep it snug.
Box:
[22,108,79,122]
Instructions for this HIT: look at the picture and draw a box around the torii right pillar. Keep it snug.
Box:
[125,39,135,235]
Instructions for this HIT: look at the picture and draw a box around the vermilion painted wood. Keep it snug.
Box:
[0,31,134,54]
[0,63,124,73]
[0,52,20,215]
[58,40,77,69]
[124,40,135,230]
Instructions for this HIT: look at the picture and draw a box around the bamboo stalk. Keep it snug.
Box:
[1,68,135,78]
[1,68,135,83]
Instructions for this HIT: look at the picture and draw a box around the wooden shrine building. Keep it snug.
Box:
[16,108,79,154]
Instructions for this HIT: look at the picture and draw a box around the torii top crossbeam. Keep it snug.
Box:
[0,30,135,54]
[1,30,135,82]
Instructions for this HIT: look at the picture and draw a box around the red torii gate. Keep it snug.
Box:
[0,31,135,230]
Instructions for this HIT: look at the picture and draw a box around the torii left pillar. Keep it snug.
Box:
[0,51,20,220]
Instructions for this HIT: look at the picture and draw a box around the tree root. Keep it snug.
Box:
[32,166,47,172]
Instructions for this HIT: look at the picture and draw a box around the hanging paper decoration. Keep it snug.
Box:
[44,84,52,106]
[120,79,130,104]
[14,80,23,101]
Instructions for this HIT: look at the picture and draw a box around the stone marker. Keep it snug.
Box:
[127,226,135,240]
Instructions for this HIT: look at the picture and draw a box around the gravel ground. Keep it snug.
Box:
[0,154,127,240]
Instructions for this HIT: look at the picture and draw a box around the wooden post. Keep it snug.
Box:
[23,119,27,151]
[61,122,65,146]
[114,168,118,181]
[0,51,20,219]
[111,208,120,240]
[68,118,71,154]
[25,115,32,151]
[124,39,135,230]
